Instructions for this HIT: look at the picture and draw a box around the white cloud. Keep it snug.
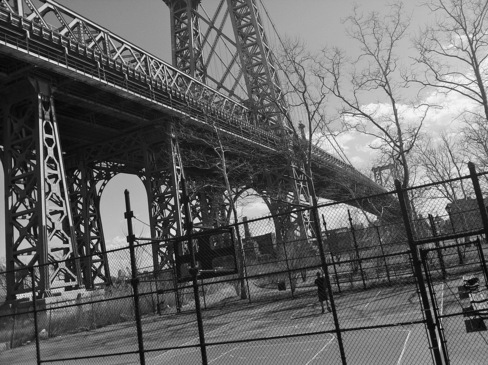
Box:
[107,235,128,249]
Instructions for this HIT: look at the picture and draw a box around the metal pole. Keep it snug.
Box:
[468,162,488,286]
[395,180,445,365]
[181,177,208,365]
[420,249,449,363]
[282,236,294,297]
[30,267,41,365]
[375,225,390,284]
[428,214,446,279]
[124,190,146,365]
[347,210,366,288]
[309,179,347,364]
[447,210,463,265]
[322,215,341,293]
[200,278,207,310]
[475,237,488,288]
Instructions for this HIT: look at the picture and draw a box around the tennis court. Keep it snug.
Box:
[0,282,432,364]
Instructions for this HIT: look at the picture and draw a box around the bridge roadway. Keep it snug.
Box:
[0,1,386,201]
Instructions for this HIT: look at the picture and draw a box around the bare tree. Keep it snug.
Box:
[175,119,268,299]
[320,2,432,189]
[275,38,334,171]
[414,0,488,118]
[462,114,488,170]
[414,132,471,201]
[414,0,488,166]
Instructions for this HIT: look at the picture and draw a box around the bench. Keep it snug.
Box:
[463,275,479,292]
[469,290,488,319]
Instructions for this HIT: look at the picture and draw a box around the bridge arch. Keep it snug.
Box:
[99,173,150,251]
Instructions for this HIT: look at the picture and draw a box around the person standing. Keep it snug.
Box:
[315,271,331,314]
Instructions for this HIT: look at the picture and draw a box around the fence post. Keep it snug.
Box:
[322,216,341,293]
[394,180,445,365]
[281,238,295,297]
[428,214,446,279]
[420,249,449,363]
[446,210,464,265]
[310,201,347,364]
[468,162,488,286]
[374,225,391,284]
[30,267,41,365]
[347,210,366,289]
[181,177,208,365]
[124,190,146,365]
[200,278,207,309]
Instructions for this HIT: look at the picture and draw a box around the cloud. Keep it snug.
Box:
[107,235,128,249]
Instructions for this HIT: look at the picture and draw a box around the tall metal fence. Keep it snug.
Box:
[2,164,488,364]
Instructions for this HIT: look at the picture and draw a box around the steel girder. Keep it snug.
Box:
[193,188,229,229]
[142,127,189,271]
[67,165,112,289]
[164,0,206,82]
[226,0,288,130]
[261,163,315,244]
[2,78,81,299]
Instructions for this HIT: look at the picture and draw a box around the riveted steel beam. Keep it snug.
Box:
[2,77,81,299]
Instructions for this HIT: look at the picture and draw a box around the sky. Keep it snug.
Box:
[0,0,464,259]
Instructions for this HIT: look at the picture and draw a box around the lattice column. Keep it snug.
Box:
[2,78,80,299]
[68,163,112,289]
[227,0,288,128]
[143,126,188,270]
[262,163,315,245]
[191,187,228,230]
[164,0,206,82]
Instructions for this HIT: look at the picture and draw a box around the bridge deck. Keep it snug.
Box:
[0,3,385,197]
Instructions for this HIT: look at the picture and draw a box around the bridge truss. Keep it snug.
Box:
[0,0,386,300]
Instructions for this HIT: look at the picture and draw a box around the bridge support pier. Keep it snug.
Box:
[1,77,81,300]
[68,164,112,289]
[143,126,188,272]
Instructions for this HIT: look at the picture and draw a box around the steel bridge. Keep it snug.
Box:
[0,0,388,300]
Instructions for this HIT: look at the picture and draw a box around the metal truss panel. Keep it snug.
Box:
[68,165,112,289]
[0,0,252,123]
[2,78,80,298]
[263,164,315,243]
[226,0,288,129]
[164,0,206,82]
[192,188,228,230]
[142,127,189,270]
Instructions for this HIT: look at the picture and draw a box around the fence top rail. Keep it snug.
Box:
[414,229,485,246]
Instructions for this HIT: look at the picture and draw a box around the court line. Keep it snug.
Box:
[364,290,382,308]
[239,338,330,350]
[305,335,335,365]
[396,330,411,365]
[439,283,444,316]
[147,349,198,364]
[147,321,236,361]
[208,346,240,364]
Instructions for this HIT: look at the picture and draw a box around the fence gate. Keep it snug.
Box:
[420,237,488,364]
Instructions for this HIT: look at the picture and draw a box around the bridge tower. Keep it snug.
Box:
[163,0,316,244]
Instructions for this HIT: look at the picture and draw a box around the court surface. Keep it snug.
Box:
[0,283,434,364]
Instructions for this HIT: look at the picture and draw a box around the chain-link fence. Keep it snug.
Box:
[2,166,488,364]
